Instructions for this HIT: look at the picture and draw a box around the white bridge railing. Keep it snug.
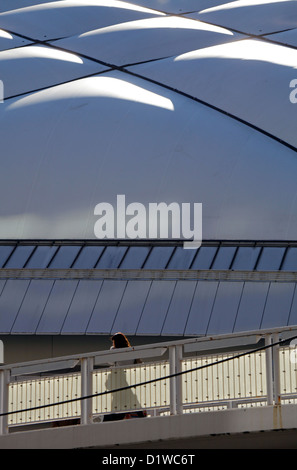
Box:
[1,326,297,434]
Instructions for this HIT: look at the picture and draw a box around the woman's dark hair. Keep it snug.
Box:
[111,332,131,348]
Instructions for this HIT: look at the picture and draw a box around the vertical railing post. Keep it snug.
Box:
[81,357,94,425]
[169,346,176,415]
[175,345,183,415]
[265,334,274,405]
[0,369,10,435]
[169,345,183,415]
[273,333,281,405]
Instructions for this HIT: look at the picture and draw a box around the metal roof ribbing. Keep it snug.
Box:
[0,241,296,271]
[0,276,296,336]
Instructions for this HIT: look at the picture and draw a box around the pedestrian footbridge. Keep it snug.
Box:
[1,326,297,448]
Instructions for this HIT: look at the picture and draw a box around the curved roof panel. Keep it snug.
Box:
[0,28,31,51]
[0,0,163,41]
[265,28,297,48]
[53,16,241,66]
[0,0,60,14]
[192,0,297,35]
[0,44,106,98]
[0,0,297,243]
[119,0,236,15]
[128,38,297,147]
[1,69,297,240]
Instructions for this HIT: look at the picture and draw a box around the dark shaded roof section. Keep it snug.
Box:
[0,240,296,271]
[0,276,297,336]
[0,240,296,337]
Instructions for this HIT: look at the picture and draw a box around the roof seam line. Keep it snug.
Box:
[3,69,111,101]
[4,32,296,153]
[121,68,297,154]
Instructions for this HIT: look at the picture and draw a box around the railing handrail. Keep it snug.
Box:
[1,325,297,434]
[1,324,297,373]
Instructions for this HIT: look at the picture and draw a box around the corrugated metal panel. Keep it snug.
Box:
[87,280,127,334]
[72,246,105,269]
[211,246,237,270]
[119,246,151,269]
[184,281,218,336]
[0,280,30,332]
[0,245,14,267]
[111,280,151,334]
[233,282,269,332]
[281,247,297,271]
[288,286,297,326]
[0,280,5,296]
[11,280,54,334]
[231,246,261,271]
[136,280,176,335]
[161,280,197,335]
[191,246,217,270]
[4,245,35,268]
[25,245,58,269]
[61,280,103,334]
[95,246,128,269]
[206,281,244,335]
[256,247,286,271]
[143,246,174,269]
[166,247,197,269]
[0,277,296,335]
[36,280,78,334]
[0,244,295,271]
[48,246,81,269]
[260,282,296,329]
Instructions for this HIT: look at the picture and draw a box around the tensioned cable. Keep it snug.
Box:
[1,333,297,418]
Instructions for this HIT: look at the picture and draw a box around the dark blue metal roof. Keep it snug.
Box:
[0,241,296,336]
[0,241,296,271]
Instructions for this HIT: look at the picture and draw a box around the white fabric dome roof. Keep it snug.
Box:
[0,0,297,241]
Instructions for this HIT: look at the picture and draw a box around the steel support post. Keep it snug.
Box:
[175,344,183,415]
[169,345,183,415]
[169,346,176,415]
[81,357,94,425]
[273,333,281,405]
[265,335,274,406]
[0,369,10,435]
